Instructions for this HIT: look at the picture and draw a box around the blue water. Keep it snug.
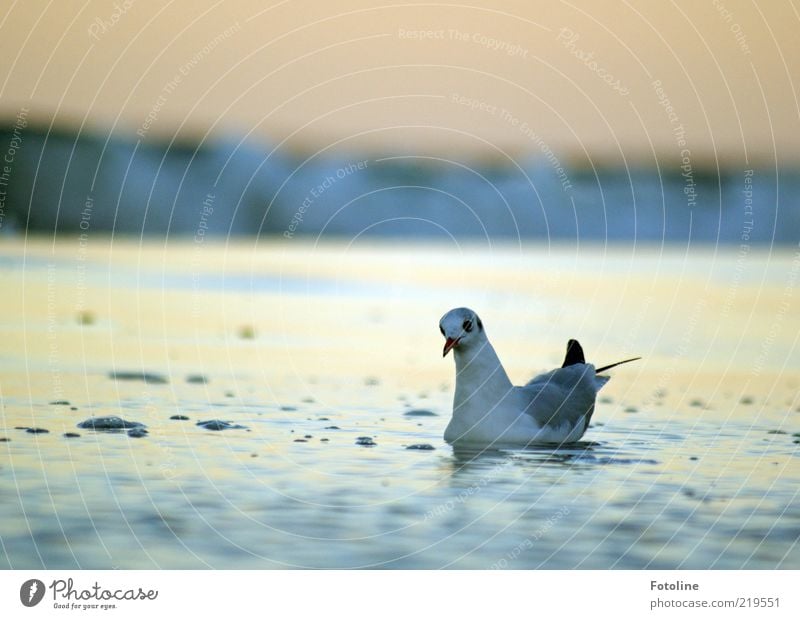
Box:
[1,240,798,569]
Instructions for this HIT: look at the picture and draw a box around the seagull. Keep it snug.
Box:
[439,307,640,447]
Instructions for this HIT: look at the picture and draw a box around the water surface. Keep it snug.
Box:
[1,238,798,568]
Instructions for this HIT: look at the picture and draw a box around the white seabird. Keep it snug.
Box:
[440,307,640,447]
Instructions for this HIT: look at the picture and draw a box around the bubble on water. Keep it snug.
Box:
[237,325,256,340]
[404,409,437,417]
[76,310,96,325]
[78,416,145,431]
[109,371,168,384]
[196,420,247,431]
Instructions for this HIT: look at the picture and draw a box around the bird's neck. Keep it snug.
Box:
[453,337,513,412]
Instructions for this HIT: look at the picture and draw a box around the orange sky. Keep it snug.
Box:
[1,1,798,166]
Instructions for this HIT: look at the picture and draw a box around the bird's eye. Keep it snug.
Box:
[463,320,473,332]
[439,325,445,336]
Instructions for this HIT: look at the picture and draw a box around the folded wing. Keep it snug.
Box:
[518,363,604,433]
[518,339,640,436]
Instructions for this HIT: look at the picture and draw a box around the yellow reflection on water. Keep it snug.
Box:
[1,237,798,568]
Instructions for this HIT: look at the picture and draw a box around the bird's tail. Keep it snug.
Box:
[562,339,585,367]
[594,374,611,390]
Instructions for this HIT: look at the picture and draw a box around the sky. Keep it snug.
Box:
[1,0,798,167]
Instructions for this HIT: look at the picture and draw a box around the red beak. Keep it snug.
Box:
[443,337,460,357]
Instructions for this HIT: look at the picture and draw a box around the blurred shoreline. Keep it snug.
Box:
[1,122,798,245]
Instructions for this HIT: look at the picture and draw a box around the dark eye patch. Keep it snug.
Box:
[439,325,445,336]
[462,319,473,332]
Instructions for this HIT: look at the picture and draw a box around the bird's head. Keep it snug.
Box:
[439,307,483,357]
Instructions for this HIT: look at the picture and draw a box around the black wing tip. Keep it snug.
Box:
[595,356,642,374]
[562,339,585,367]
